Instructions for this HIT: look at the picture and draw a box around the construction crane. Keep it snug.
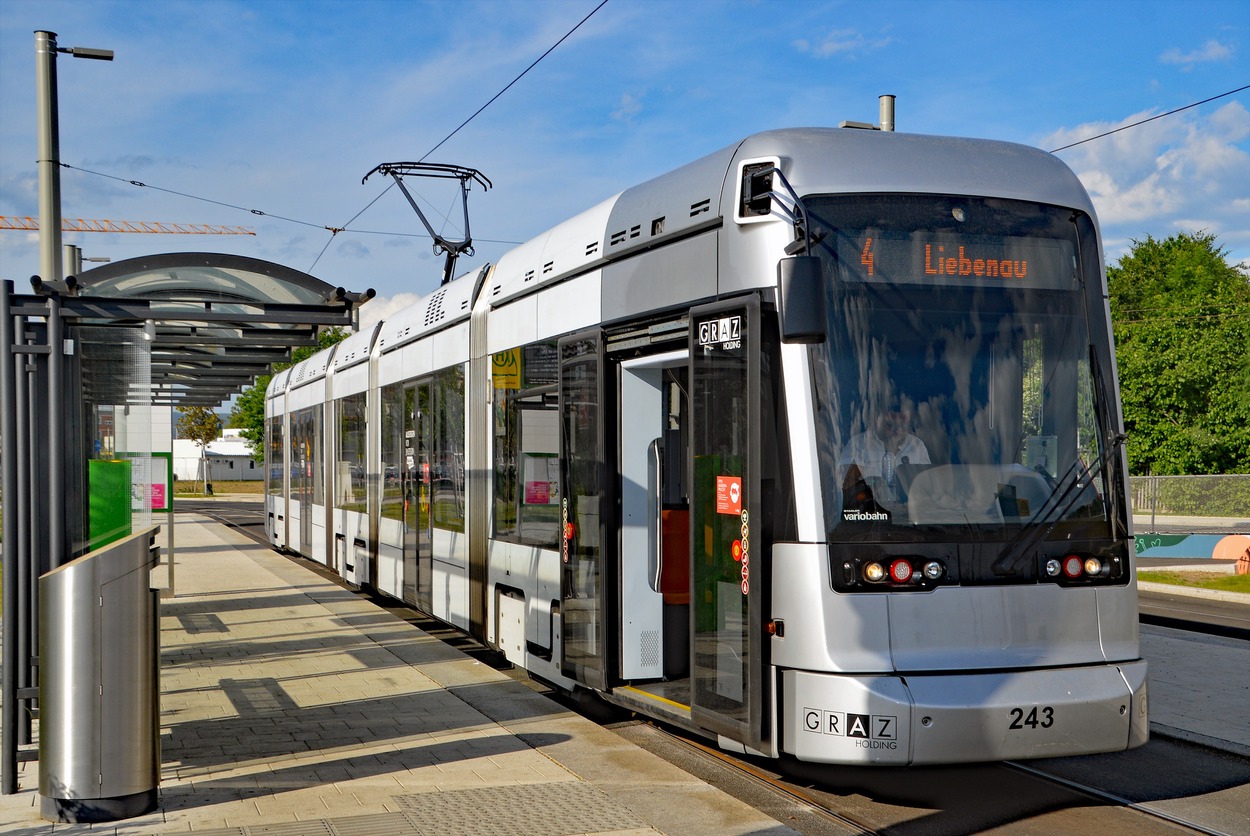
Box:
[0,216,256,235]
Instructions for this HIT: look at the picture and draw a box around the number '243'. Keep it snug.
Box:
[1009,706,1054,729]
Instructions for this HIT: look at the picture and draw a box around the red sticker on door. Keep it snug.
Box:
[716,475,742,515]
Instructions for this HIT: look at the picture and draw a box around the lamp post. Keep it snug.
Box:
[1,30,114,799]
[36,30,113,286]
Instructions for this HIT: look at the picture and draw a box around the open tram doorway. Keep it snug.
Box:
[557,330,694,698]
[618,351,691,692]
[559,303,770,754]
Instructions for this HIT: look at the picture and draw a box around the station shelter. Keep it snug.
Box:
[0,252,372,804]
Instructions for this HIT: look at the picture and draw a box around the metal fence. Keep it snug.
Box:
[1130,474,1250,534]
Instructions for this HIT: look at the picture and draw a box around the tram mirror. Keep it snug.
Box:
[777,255,827,344]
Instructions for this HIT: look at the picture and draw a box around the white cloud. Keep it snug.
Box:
[794,29,892,59]
[611,92,643,122]
[357,292,422,331]
[1046,102,1250,262]
[1160,39,1234,66]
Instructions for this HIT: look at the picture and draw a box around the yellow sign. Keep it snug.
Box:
[492,348,521,389]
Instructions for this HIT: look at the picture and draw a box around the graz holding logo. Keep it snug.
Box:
[803,708,899,750]
[697,316,741,350]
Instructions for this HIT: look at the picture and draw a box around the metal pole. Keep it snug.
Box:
[19,325,37,745]
[48,293,65,569]
[36,31,64,287]
[63,244,81,279]
[2,281,20,794]
[48,292,65,567]
[879,94,896,132]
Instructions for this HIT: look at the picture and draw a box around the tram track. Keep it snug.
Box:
[620,719,1230,835]
[1001,759,1223,835]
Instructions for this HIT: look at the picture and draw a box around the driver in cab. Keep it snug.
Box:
[840,409,930,505]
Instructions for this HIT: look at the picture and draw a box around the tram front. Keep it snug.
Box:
[773,192,1148,765]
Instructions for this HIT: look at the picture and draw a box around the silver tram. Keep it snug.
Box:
[266,127,1148,765]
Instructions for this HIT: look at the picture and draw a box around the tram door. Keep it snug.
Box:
[689,297,764,750]
[295,414,313,557]
[559,331,609,690]
[402,381,434,612]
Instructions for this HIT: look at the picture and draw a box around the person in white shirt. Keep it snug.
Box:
[840,409,930,502]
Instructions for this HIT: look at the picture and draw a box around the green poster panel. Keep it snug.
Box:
[89,459,132,551]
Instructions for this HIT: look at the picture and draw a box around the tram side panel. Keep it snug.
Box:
[264,368,292,550]
[375,321,473,630]
[483,292,554,673]
[287,369,331,567]
[328,328,378,589]
[482,276,604,686]
[375,336,427,604]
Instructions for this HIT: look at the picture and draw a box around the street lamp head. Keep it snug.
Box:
[59,46,114,61]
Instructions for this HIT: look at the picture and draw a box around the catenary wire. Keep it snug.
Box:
[51,50,1241,272]
[307,0,612,272]
[1049,84,1249,152]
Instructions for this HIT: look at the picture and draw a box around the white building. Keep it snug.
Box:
[173,428,262,482]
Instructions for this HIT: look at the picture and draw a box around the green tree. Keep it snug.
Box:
[229,326,350,463]
[1108,232,1250,475]
[177,406,223,493]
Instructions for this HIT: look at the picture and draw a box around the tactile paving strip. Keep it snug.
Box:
[394,781,649,835]
[183,782,649,836]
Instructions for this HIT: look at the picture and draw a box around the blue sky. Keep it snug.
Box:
[1,0,1247,326]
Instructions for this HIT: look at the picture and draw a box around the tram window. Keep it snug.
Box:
[380,383,405,522]
[266,416,283,495]
[290,406,324,506]
[492,341,560,547]
[335,392,369,510]
[432,366,466,533]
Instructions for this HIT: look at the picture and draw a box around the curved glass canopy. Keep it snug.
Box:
[69,252,371,407]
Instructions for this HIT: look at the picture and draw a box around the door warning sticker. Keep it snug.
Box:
[716,475,742,515]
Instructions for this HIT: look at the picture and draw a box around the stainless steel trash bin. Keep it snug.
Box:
[39,527,160,823]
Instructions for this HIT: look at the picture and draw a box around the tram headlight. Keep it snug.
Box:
[1084,557,1105,577]
[1062,555,1084,578]
[863,561,886,582]
[1045,558,1062,577]
[922,560,945,581]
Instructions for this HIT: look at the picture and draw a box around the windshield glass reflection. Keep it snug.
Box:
[806,195,1111,542]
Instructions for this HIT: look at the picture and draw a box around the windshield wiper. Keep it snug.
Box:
[992,431,1126,576]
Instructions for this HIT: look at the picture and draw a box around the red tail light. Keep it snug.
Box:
[889,558,914,583]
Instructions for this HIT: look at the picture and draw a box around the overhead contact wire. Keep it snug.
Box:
[307,0,611,272]
[1050,83,1250,152]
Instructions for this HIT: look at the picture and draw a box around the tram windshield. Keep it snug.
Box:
[806,194,1117,542]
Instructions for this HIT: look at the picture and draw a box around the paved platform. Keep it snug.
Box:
[2,513,1247,834]
[2,514,796,836]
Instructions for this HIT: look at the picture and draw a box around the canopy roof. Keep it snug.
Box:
[60,252,372,407]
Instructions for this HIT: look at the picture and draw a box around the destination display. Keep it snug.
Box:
[833,229,1077,290]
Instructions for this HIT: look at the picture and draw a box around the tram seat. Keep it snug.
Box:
[659,509,690,605]
[660,508,690,679]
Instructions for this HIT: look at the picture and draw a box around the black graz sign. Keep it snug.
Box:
[803,708,899,750]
